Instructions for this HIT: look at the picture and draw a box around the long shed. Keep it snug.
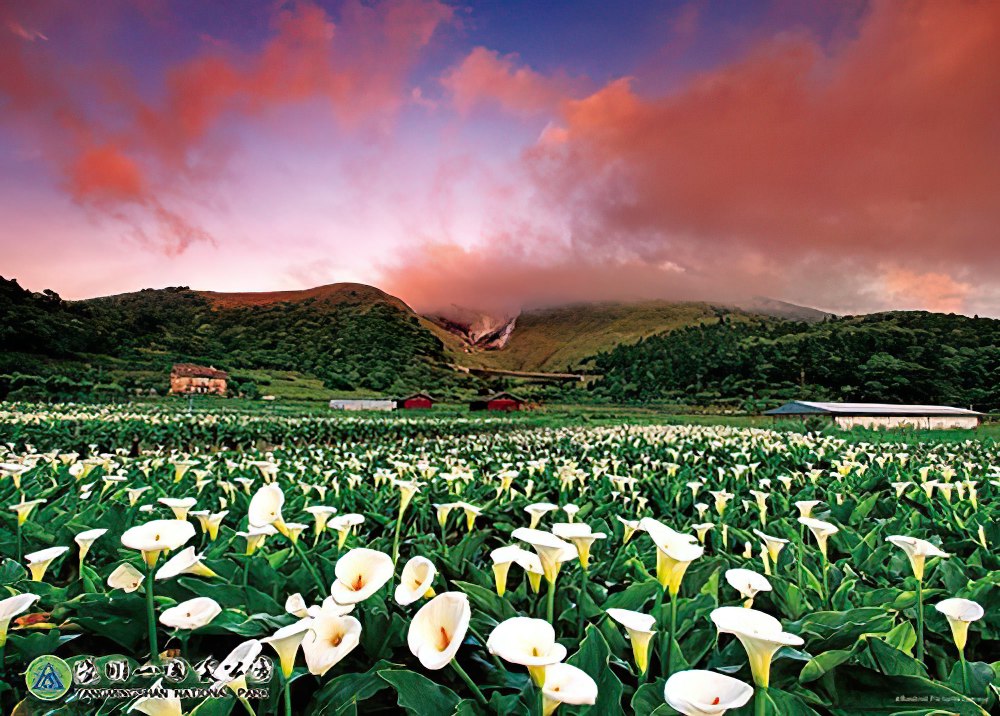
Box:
[764,401,981,430]
[470,392,526,412]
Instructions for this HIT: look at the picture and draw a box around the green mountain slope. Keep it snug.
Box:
[0,278,462,401]
[591,311,1000,411]
[436,299,830,373]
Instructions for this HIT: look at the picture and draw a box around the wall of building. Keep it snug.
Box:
[833,415,979,430]
[169,376,227,396]
[329,400,396,411]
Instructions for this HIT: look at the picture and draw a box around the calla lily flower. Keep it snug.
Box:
[0,593,40,647]
[725,568,772,608]
[525,503,559,529]
[512,528,577,583]
[490,545,523,597]
[159,597,222,630]
[886,535,950,581]
[286,593,310,618]
[606,607,656,673]
[248,484,289,537]
[26,546,68,581]
[664,669,754,716]
[395,556,437,606]
[121,519,196,568]
[302,602,362,676]
[158,497,197,521]
[710,607,803,687]
[130,678,182,716]
[189,510,228,541]
[108,563,145,592]
[407,592,471,670]
[262,621,313,678]
[616,516,642,543]
[329,514,364,548]
[9,499,45,525]
[752,530,789,564]
[154,546,219,580]
[487,617,567,685]
[305,505,337,538]
[794,500,820,519]
[331,548,394,604]
[237,524,277,556]
[75,527,108,570]
[656,540,704,596]
[935,598,984,651]
[552,523,606,570]
[541,662,598,716]
[798,518,839,558]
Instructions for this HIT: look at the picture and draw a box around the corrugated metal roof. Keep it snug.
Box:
[764,401,981,417]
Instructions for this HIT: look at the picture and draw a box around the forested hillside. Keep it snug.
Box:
[590,312,1000,411]
[0,277,461,400]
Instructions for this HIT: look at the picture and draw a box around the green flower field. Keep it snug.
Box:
[0,403,996,715]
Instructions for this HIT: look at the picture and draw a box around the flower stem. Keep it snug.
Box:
[145,562,158,661]
[451,660,488,706]
[468,624,505,671]
[654,585,667,671]
[667,592,678,675]
[290,536,327,595]
[821,553,830,609]
[16,521,22,564]
[959,648,969,694]
[283,672,292,716]
[392,506,405,564]
[577,568,588,638]
[755,686,767,716]
[546,576,557,625]
[915,579,925,662]
[238,696,257,716]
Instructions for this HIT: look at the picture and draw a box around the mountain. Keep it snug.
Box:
[427,299,831,373]
[591,311,1000,411]
[0,277,464,401]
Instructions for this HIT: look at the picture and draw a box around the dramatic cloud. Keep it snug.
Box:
[441,47,582,116]
[0,0,452,253]
[387,0,1000,315]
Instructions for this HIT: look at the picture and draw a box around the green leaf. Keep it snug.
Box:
[799,648,855,683]
[566,624,625,715]
[310,660,395,715]
[379,669,462,716]
[451,581,517,621]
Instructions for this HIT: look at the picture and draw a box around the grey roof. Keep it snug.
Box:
[764,401,981,417]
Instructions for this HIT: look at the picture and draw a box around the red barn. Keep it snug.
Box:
[470,392,526,412]
[398,393,435,410]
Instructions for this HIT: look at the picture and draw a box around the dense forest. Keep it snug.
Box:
[589,312,1000,411]
[0,277,462,401]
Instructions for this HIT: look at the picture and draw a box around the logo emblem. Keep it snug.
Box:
[25,655,72,701]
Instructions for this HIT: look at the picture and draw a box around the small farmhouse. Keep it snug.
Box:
[397,393,435,410]
[764,401,981,430]
[329,398,396,411]
[470,392,526,412]
[169,363,228,396]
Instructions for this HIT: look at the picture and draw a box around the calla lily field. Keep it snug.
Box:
[0,402,997,715]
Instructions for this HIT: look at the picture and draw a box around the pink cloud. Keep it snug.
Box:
[388,0,1000,314]
[441,47,584,115]
[0,0,453,253]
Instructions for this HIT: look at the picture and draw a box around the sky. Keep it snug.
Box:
[2,0,999,316]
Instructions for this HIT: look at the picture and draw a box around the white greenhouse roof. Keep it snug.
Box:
[764,401,981,417]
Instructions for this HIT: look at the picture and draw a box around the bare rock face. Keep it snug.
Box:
[426,305,519,351]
